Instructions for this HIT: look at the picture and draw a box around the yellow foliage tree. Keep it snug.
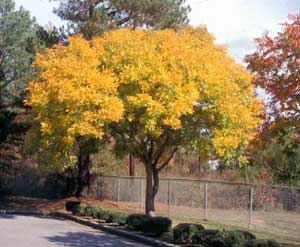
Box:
[26,27,261,208]
[94,27,261,212]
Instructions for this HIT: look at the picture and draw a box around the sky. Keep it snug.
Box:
[14,0,300,63]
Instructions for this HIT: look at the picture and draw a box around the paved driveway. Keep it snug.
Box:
[0,214,148,247]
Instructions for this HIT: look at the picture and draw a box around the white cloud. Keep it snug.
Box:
[187,0,300,62]
[14,0,63,27]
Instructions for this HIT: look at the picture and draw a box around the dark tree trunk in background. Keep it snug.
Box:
[76,149,91,197]
[129,153,135,176]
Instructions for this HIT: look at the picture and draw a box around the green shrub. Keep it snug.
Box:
[65,201,80,212]
[95,209,110,221]
[126,214,172,236]
[70,204,128,227]
[194,229,246,246]
[84,206,103,218]
[193,229,221,246]
[173,223,205,244]
[245,239,281,247]
[107,212,128,225]
[245,240,264,247]
[221,231,246,247]
[71,204,87,216]
[141,216,172,237]
[267,240,281,247]
[192,229,280,247]
[84,206,95,217]
[126,214,150,231]
[227,230,256,241]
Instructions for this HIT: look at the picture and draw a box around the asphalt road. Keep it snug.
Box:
[0,214,149,247]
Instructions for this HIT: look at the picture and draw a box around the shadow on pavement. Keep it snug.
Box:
[45,231,142,247]
[0,214,68,221]
[0,214,15,219]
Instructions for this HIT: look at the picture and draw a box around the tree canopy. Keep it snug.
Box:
[51,0,190,38]
[26,27,262,211]
[25,36,123,171]
[95,28,262,163]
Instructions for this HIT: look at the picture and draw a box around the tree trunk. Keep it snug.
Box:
[129,153,135,176]
[145,164,159,214]
[145,164,154,213]
[76,149,91,197]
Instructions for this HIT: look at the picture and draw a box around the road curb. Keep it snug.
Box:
[55,212,179,247]
[0,210,179,247]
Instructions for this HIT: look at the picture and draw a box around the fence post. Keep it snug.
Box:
[204,181,208,220]
[140,178,143,212]
[168,178,172,217]
[117,178,120,208]
[249,185,254,229]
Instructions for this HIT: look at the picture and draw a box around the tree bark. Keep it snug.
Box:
[145,164,154,213]
[145,163,159,214]
[142,140,177,214]
[76,149,91,197]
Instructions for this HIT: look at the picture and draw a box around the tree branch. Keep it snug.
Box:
[151,131,173,167]
[117,11,133,26]
[157,147,178,172]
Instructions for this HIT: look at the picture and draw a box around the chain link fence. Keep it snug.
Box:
[91,175,300,243]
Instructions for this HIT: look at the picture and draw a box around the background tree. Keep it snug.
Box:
[246,14,300,134]
[265,128,300,186]
[51,0,190,38]
[95,27,262,213]
[25,36,123,196]
[0,0,38,140]
[0,0,65,143]
[245,14,300,186]
[0,0,67,193]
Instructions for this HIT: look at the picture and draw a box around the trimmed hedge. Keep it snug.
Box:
[84,206,104,218]
[126,214,172,236]
[71,204,87,216]
[244,239,281,247]
[107,211,128,225]
[95,209,110,222]
[126,214,149,231]
[84,206,96,217]
[65,200,81,212]
[173,223,205,244]
[67,203,128,226]
[227,230,256,242]
[65,203,280,247]
[172,223,280,247]
[142,216,172,236]
[193,229,280,247]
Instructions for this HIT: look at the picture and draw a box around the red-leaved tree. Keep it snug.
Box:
[246,14,300,132]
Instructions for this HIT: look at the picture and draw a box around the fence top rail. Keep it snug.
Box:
[98,174,300,190]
